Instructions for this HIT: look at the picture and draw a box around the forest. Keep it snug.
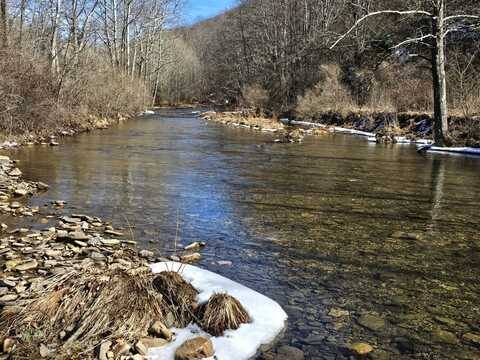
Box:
[0,0,479,143]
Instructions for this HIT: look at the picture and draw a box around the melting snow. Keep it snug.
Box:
[149,262,288,360]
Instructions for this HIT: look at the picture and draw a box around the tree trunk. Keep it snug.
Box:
[50,0,62,75]
[431,0,448,146]
[0,0,7,48]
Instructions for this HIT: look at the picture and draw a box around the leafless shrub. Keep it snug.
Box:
[296,65,355,118]
[242,84,270,113]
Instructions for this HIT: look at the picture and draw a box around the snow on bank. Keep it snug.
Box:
[368,136,433,145]
[139,110,155,115]
[421,146,480,156]
[149,262,288,360]
[280,119,374,137]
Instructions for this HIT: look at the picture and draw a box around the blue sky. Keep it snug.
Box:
[184,0,237,24]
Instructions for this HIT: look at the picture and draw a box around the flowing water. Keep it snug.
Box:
[9,109,480,359]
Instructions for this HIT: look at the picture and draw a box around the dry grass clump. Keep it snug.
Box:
[153,271,199,327]
[198,293,251,336]
[0,268,166,359]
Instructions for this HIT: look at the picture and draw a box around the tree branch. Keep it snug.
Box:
[330,10,433,49]
[391,34,435,49]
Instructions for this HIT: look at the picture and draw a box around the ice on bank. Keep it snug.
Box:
[149,262,288,360]
[418,145,480,156]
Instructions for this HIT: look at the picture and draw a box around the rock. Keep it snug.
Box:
[138,337,169,349]
[131,355,145,360]
[36,182,49,190]
[0,155,10,162]
[135,340,148,356]
[184,242,206,251]
[39,344,51,358]
[181,253,201,263]
[3,338,15,353]
[329,308,350,318]
[462,333,480,346]
[15,260,38,271]
[348,342,374,356]
[74,240,88,248]
[101,239,121,246]
[276,346,304,360]
[139,250,154,258]
[98,341,112,360]
[112,340,130,356]
[14,188,28,197]
[357,314,386,332]
[0,287,8,296]
[174,337,214,360]
[431,329,459,345]
[61,216,81,224]
[68,231,89,241]
[149,321,173,341]
[0,279,16,287]
[50,141,59,146]
[8,168,22,177]
[104,230,124,237]
[0,294,18,303]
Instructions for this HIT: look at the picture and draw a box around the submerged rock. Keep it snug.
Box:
[357,314,386,332]
[348,342,374,356]
[276,345,304,360]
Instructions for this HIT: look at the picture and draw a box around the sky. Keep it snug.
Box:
[183,0,237,24]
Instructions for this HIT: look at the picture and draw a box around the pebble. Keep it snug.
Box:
[357,313,386,332]
[348,342,374,355]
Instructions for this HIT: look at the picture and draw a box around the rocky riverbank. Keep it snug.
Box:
[0,113,132,150]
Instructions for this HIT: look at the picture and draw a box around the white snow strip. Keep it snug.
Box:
[426,146,480,155]
[149,262,288,360]
[140,110,155,115]
[261,128,279,133]
[367,136,377,143]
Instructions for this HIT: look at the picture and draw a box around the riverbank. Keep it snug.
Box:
[0,147,288,358]
[201,110,480,148]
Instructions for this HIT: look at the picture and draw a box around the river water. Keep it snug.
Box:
[11,109,480,359]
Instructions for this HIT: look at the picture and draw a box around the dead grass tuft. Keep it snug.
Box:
[153,271,199,327]
[0,268,167,359]
[198,293,251,336]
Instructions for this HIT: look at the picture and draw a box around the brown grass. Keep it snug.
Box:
[153,271,199,327]
[0,268,166,359]
[198,293,251,336]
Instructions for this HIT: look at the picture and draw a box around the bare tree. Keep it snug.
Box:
[0,0,7,48]
[330,0,480,146]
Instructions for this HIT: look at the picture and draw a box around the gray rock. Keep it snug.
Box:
[276,346,304,360]
[357,314,386,332]
[98,341,112,360]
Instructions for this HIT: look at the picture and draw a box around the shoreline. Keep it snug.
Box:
[0,119,290,359]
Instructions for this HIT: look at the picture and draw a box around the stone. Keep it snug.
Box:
[348,342,374,356]
[0,287,8,296]
[131,355,145,360]
[36,182,49,190]
[50,141,59,146]
[357,314,386,332]
[135,340,148,356]
[149,321,173,341]
[138,337,169,349]
[139,250,154,258]
[184,242,206,251]
[431,329,459,345]
[174,337,214,360]
[39,344,50,358]
[101,239,121,246]
[14,188,28,197]
[329,308,350,318]
[68,231,89,241]
[391,231,422,240]
[15,260,38,271]
[181,253,201,263]
[0,294,18,303]
[112,340,130,356]
[276,346,304,360]
[3,338,15,353]
[61,216,81,224]
[462,333,480,346]
[0,279,16,287]
[104,230,124,237]
[98,341,112,360]
[74,240,88,248]
[8,168,22,177]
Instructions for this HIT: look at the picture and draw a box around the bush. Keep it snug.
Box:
[242,84,269,113]
[0,48,148,140]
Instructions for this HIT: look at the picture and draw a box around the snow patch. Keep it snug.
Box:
[149,262,288,360]
[425,146,480,156]
[140,110,155,115]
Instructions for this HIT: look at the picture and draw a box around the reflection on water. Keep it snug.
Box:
[10,109,480,359]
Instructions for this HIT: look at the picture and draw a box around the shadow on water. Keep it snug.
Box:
[8,109,480,359]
